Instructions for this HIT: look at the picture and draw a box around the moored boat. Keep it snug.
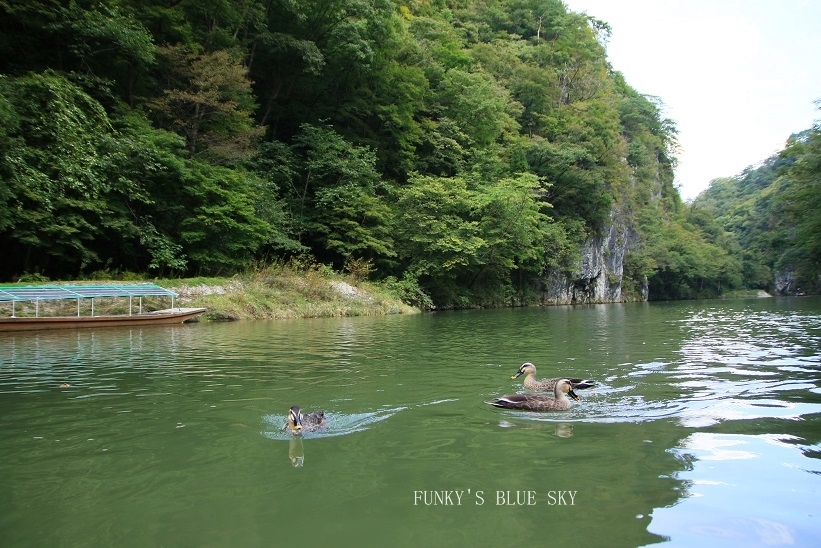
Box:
[0,284,206,332]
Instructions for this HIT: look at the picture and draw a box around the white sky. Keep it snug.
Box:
[562,0,821,201]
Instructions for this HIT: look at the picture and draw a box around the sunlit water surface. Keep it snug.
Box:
[1,297,820,546]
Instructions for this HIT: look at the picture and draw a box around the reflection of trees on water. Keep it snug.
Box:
[1,324,203,391]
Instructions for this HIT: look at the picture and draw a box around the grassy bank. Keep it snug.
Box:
[157,263,419,321]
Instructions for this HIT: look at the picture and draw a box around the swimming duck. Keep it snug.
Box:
[283,405,328,434]
[512,362,595,392]
[487,379,580,411]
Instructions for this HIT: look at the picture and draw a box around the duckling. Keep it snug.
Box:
[283,405,328,435]
[487,378,580,411]
[512,362,595,392]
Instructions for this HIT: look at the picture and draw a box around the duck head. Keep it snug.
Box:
[287,405,304,432]
[557,379,581,401]
[511,362,537,380]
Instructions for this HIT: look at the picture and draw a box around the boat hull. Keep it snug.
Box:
[0,308,206,332]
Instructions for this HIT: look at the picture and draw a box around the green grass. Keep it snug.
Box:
[157,263,419,321]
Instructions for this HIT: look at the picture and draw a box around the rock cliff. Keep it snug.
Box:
[537,208,646,305]
[774,269,796,295]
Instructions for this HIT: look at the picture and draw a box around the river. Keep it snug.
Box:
[1,297,820,546]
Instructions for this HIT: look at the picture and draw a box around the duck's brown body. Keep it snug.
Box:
[512,362,595,392]
[487,379,579,411]
[302,410,327,430]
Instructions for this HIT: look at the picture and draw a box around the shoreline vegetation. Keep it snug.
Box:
[164,266,421,321]
[156,283,776,321]
[2,262,421,322]
[3,4,817,302]
[1,263,780,324]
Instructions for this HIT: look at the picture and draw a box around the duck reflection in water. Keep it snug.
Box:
[283,405,328,467]
[497,420,574,437]
[289,436,305,467]
[554,423,573,438]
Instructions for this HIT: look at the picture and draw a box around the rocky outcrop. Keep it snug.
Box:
[774,268,820,295]
[774,268,803,295]
[537,208,645,305]
[774,269,795,295]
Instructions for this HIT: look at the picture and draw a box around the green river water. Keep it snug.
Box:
[1,297,820,547]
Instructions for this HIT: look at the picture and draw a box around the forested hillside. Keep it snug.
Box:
[691,122,821,295]
[0,0,760,306]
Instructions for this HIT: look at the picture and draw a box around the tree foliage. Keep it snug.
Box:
[3,0,773,306]
[691,120,821,294]
[777,125,821,284]
[149,46,263,162]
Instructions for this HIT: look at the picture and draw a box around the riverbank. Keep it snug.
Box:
[156,264,419,321]
[3,267,787,323]
[0,263,419,322]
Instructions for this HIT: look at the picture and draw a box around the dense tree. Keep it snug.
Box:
[4,0,792,305]
[390,170,562,306]
[773,124,821,288]
[0,71,123,277]
[691,122,821,294]
[149,46,263,162]
[285,123,396,266]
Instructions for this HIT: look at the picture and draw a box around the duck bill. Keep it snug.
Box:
[568,389,580,401]
[511,371,524,379]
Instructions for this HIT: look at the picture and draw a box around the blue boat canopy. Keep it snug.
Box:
[0,284,179,302]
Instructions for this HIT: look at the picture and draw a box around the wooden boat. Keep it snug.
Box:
[0,284,206,332]
[0,307,206,331]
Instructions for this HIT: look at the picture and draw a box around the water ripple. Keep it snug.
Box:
[261,406,407,440]
[497,301,821,426]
